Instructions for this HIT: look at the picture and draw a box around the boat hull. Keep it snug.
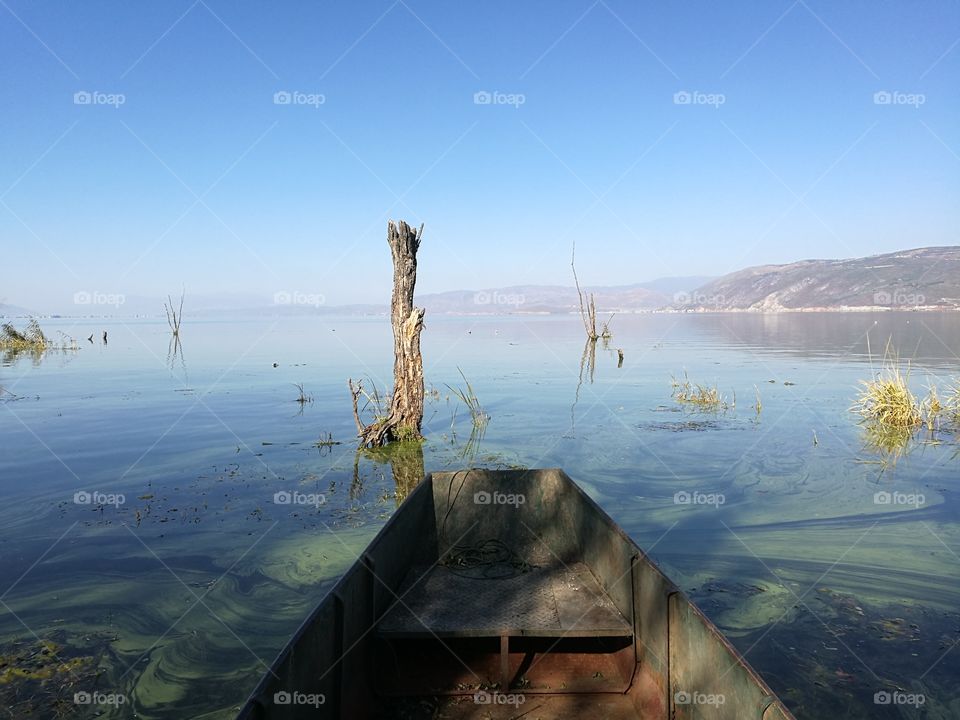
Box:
[236,468,794,719]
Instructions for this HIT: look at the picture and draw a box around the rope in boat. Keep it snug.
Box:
[438,471,536,579]
[440,538,534,579]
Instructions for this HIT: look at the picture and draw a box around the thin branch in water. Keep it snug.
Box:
[164,289,184,337]
[571,242,598,341]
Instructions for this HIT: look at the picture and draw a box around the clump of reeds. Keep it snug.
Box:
[0,319,49,350]
[852,342,960,462]
[921,384,944,430]
[671,372,729,411]
[947,380,960,421]
[293,383,313,404]
[852,360,923,429]
[447,368,489,428]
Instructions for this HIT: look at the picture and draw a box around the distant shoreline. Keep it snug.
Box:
[4,306,959,321]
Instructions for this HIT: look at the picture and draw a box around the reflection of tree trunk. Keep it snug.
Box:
[350,220,425,447]
[582,337,596,385]
[387,441,424,504]
[568,338,597,434]
[352,442,425,506]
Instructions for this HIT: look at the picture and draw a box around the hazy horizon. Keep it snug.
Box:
[3,1,958,311]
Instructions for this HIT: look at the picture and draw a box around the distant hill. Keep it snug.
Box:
[675,247,960,312]
[0,303,34,318]
[632,276,715,296]
[417,277,711,315]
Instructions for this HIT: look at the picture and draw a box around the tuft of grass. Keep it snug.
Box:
[293,383,313,404]
[314,432,340,447]
[853,354,921,428]
[852,345,960,464]
[447,368,489,428]
[921,385,944,430]
[947,380,960,421]
[1,319,48,350]
[753,385,762,416]
[670,372,729,411]
[852,359,923,429]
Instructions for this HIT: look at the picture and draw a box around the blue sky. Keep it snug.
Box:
[2,0,957,311]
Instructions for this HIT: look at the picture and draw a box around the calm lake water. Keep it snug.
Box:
[1,312,959,719]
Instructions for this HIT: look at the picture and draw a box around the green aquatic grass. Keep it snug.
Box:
[0,319,48,351]
[447,368,489,428]
[946,379,960,422]
[670,371,730,411]
[853,360,923,429]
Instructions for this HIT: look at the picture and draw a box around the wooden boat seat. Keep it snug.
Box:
[377,561,633,639]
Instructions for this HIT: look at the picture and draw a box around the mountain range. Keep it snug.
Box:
[675,246,960,312]
[3,247,958,318]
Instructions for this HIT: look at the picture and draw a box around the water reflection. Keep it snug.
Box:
[353,441,426,504]
[568,338,597,434]
[166,334,187,378]
[688,311,960,367]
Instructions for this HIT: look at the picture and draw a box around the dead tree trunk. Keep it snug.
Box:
[350,220,426,447]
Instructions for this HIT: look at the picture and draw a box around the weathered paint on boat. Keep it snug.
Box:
[236,469,795,719]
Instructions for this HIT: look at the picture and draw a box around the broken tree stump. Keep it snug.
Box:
[349,220,426,447]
